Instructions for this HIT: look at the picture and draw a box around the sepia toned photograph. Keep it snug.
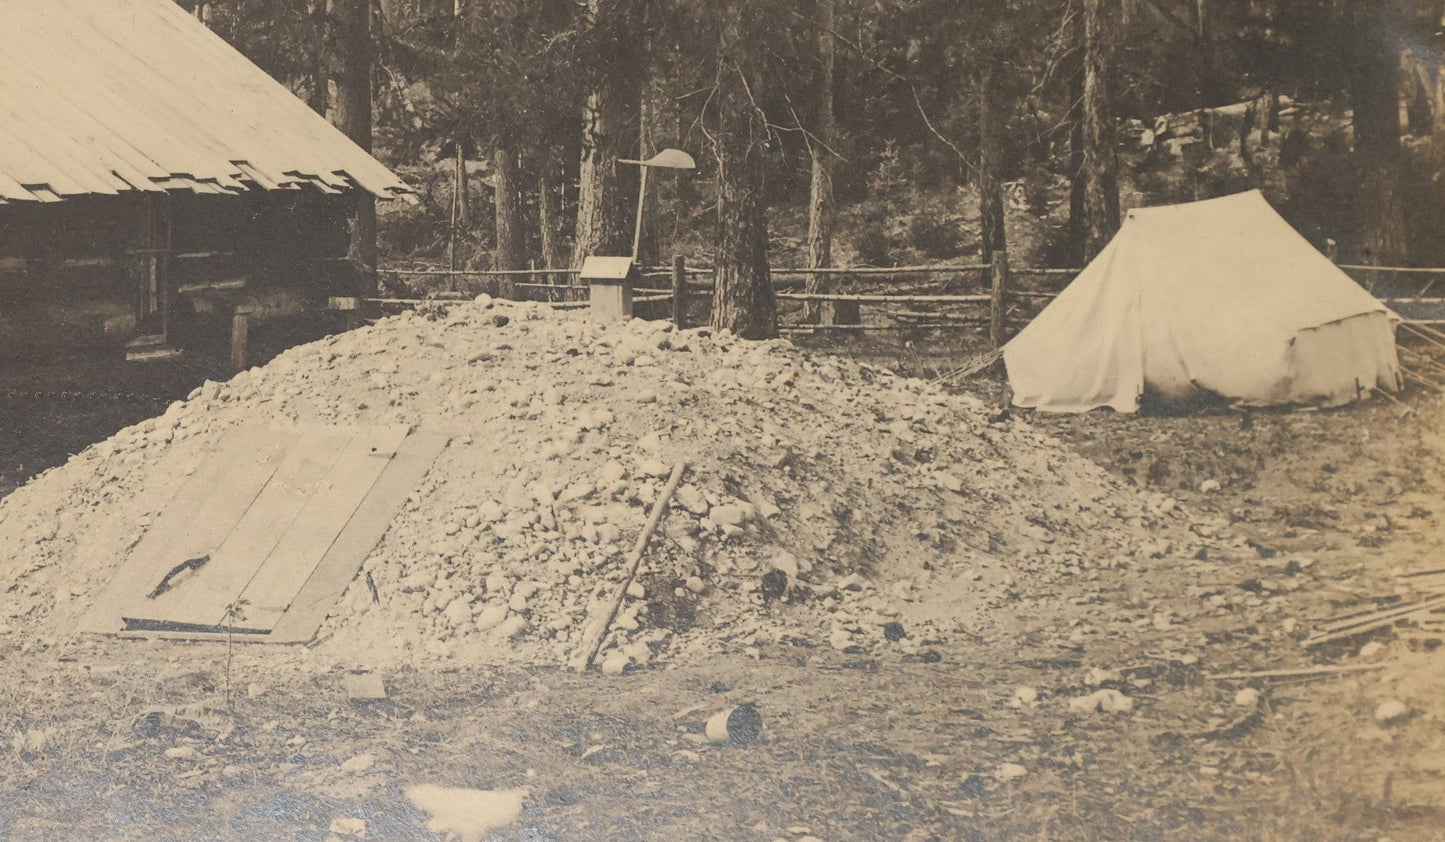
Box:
[1,0,1443,839]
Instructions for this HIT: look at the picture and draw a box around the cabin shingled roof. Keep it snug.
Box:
[0,0,412,205]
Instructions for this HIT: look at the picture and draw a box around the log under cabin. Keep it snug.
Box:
[0,0,412,362]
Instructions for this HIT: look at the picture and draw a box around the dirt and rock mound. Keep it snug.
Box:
[0,298,1174,670]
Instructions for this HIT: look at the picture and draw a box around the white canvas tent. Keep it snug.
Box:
[1004,190,1402,413]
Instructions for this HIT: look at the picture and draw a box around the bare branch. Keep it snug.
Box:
[1139,0,1202,41]
[781,90,850,165]
[815,22,978,175]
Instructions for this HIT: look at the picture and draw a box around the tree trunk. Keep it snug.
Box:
[1408,60,1434,138]
[1434,62,1445,138]
[806,0,852,325]
[1240,102,1262,184]
[538,149,570,273]
[494,142,525,296]
[451,1,468,266]
[1066,0,1086,266]
[328,0,375,293]
[711,6,777,340]
[978,62,1007,258]
[458,144,470,231]
[1345,0,1408,265]
[1081,0,1121,261]
[1196,0,1216,119]
[637,74,661,267]
[572,0,642,265]
[305,0,329,115]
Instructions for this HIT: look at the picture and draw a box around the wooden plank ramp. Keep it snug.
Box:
[80,423,447,643]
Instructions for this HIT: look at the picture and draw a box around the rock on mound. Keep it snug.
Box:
[0,298,1160,668]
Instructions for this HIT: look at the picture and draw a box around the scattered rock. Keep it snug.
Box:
[674,484,710,516]
[600,652,630,676]
[327,817,366,840]
[1010,687,1039,708]
[475,604,509,632]
[1068,689,1134,714]
[709,502,752,529]
[404,785,528,842]
[340,753,375,773]
[995,763,1028,781]
[1375,699,1409,724]
[343,672,388,702]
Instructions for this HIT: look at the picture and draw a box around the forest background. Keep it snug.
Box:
[180,0,1445,337]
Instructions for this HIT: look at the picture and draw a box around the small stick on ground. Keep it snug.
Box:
[1401,366,1445,393]
[1207,663,1387,681]
[572,462,688,672]
[1373,387,1412,415]
[1305,593,1445,648]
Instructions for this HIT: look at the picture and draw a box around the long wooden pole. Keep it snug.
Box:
[572,463,688,671]
[631,165,650,260]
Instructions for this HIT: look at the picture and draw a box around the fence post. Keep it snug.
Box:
[990,249,1009,349]
[672,255,687,329]
[230,306,251,372]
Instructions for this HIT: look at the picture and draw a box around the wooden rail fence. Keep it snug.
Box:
[373,253,1445,345]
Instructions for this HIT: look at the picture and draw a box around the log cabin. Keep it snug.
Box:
[0,0,411,363]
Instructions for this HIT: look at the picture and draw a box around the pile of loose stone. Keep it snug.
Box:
[0,297,1171,670]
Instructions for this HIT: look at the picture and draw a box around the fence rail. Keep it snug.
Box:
[1337,265,1445,274]
[775,292,993,304]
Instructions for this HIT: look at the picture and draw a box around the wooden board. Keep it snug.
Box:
[79,424,288,634]
[267,429,450,644]
[129,425,356,628]
[235,424,411,630]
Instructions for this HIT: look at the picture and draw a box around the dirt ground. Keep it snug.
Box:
[2,326,1444,841]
